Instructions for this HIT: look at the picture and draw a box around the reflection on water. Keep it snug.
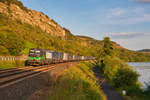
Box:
[128,62,150,89]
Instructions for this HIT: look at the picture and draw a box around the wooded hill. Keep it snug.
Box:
[0,0,150,62]
[137,49,150,53]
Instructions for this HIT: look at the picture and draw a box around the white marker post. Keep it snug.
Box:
[122,90,126,95]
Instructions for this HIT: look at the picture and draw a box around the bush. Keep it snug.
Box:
[0,46,10,55]
[144,82,150,97]
[113,67,139,88]
[99,56,122,81]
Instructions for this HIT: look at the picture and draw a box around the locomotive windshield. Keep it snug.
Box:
[29,49,41,57]
[35,50,40,53]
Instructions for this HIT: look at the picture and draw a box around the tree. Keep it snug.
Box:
[97,37,114,63]
[103,37,114,57]
[5,33,25,56]
[0,46,9,55]
[0,32,7,46]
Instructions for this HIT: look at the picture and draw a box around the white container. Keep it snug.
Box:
[63,53,68,61]
[73,55,75,60]
[81,56,84,60]
[46,52,52,59]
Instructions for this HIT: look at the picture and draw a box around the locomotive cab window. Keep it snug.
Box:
[35,50,40,53]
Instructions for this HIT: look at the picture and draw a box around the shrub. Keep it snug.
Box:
[144,82,150,97]
[101,56,122,81]
[113,67,139,88]
[0,46,10,55]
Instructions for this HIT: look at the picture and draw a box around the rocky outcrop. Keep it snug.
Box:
[0,2,65,37]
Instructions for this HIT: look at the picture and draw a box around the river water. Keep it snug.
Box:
[128,62,150,89]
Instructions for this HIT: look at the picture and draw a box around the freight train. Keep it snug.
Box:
[26,48,94,66]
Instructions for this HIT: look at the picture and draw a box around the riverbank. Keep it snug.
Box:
[97,56,150,100]
[128,62,150,89]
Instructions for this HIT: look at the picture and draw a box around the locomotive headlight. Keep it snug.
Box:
[35,57,40,60]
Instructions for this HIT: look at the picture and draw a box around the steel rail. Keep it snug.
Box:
[0,66,56,88]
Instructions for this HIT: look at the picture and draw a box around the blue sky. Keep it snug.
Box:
[20,0,150,50]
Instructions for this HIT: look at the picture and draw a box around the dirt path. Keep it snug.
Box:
[93,67,125,100]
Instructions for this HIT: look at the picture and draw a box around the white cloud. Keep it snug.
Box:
[110,32,150,39]
[107,8,127,18]
[98,7,150,24]
[136,0,150,3]
[110,14,150,24]
[110,32,150,50]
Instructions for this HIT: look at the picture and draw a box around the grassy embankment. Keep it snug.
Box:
[0,61,25,69]
[47,61,107,100]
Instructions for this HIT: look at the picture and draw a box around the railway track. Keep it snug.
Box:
[0,65,56,89]
[0,66,34,74]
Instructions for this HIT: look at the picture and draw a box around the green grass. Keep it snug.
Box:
[124,94,150,100]
[47,62,107,100]
[0,60,25,69]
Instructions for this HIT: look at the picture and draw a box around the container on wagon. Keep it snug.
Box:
[45,50,52,59]
[63,53,68,61]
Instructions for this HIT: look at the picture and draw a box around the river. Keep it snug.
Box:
[128,62,150,89]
